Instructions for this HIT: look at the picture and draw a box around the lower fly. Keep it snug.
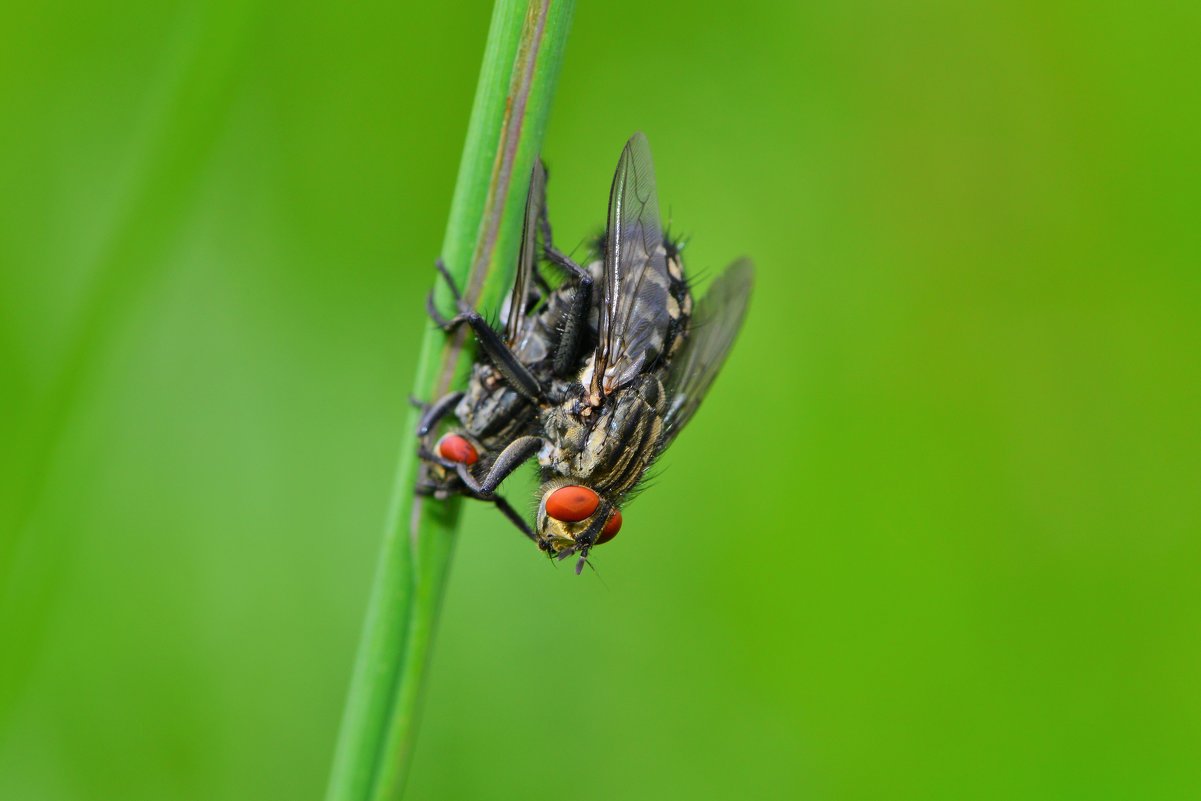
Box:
[415,160,599,539]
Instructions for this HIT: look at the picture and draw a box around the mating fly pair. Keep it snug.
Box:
[417,133,753,572]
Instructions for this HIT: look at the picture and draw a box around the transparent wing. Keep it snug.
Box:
[662,259,755,444]
[503,160,547,347]
[590,132,672,400]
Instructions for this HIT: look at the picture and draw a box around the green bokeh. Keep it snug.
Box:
[2,1,1198,799]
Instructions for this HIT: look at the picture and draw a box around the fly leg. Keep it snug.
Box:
[416,473,534,541]
[536,180,597,378]
[489,495,537,542]
[413,391,466,489]
[421,402,539,539]
[575,499,614,573]
[543,246,594,378]
[454,435,544,496]
[426,260,545,402]
[415,477,452,501]
[416,390,464,437]
[424,259,468,329]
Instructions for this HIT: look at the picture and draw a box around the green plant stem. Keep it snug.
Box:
[324,2,573,800]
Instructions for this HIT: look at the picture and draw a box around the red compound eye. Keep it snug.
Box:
[596,508,622,544]
[437,434,478,465]
[545,485,599,522]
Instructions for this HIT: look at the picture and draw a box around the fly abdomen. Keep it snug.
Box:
[662,246,694,362]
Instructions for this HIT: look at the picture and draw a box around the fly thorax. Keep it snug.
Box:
[576,375,667,497]
[452,369,489,428]
[546,375,578,404]
[537,403,587,477]
[457,365,532,446]
[576,353,597,402]
[513,329,550,363]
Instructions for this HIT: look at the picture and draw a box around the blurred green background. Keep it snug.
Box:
[2,1,1199,799]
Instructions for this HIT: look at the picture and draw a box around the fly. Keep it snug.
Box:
[445,133,754,572]
[415,161,597,537]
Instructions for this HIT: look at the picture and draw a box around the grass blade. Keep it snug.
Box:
[324,2,574,799]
